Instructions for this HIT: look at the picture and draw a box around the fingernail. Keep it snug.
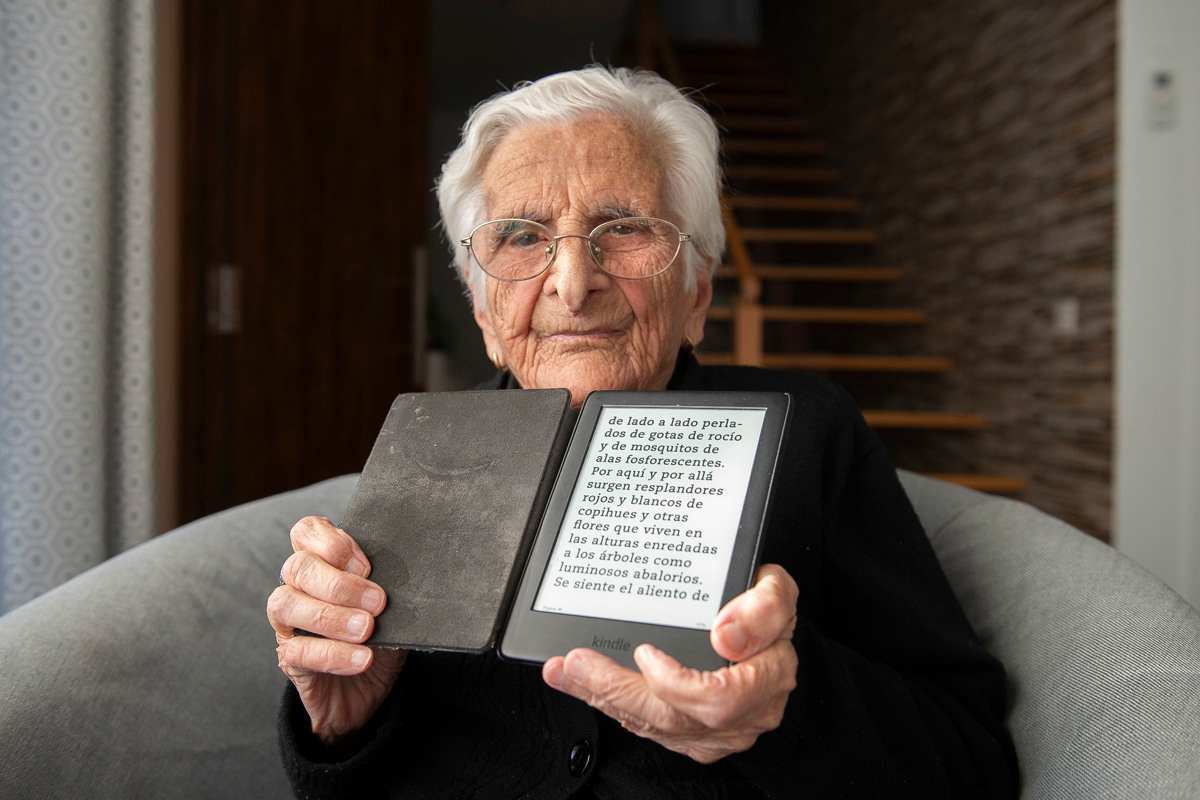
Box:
[635,643,660,662]
[350,649,371,669]
[361,587,384,613]
[565,653,590,681]
[719,619,748,653]
[543,660,564,689]
[346,613,369,637]
[347,556,369,577]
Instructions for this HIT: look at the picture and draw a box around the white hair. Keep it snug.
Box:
[435,65,725,304]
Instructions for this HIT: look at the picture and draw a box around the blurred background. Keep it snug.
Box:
[0,0,1196,613]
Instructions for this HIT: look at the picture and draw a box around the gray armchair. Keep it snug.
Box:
[1,472,1198,798]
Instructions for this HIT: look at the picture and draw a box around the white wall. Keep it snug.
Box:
[1115,0,1200,610]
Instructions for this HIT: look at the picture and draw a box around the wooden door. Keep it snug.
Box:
[179,1,427,523]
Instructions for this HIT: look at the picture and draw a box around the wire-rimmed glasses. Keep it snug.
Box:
[459,216,691,281]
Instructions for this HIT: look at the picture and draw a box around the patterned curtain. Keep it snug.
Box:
[0,0,156,613]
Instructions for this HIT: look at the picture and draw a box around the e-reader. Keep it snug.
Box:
[499,390,790,671]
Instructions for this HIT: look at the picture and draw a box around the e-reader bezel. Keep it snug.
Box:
[499,390,790,671]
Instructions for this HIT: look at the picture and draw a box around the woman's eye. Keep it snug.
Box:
[511,231,541,247]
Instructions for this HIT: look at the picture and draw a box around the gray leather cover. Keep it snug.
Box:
[342,389,574,652]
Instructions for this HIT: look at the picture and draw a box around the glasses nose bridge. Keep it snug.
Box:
[547,231,602,270]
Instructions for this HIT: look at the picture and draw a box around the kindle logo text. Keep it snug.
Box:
[592,635,632,652]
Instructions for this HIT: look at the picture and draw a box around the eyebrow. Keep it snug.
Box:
[490,202,551,224]
[592,204,643,221]
[487,202,647,225]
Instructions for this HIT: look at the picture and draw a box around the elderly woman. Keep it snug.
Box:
[267,66,1017,797]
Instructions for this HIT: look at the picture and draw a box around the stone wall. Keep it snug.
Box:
[765,0,1115,537]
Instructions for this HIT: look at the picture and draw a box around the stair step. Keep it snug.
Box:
[726,165,841,183]
[698,353,954,373]
[716,265,905,282]
[765,354,952,372]
[742,227,878,244]
[676,43,764,52]
[678,55,773,72]
[688,75,791,92]
[863,411,988,430]
[678,47,771,58]
[707,306,926,324]
[704,93,796,111]
[678,50,771,62]
[729,195,862,212]
[719,114,812,133]
[724,139,827,156]
[925,474,1026,494]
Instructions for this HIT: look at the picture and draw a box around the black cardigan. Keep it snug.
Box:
[279,353,1019,798]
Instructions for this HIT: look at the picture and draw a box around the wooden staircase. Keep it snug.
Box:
[637,29,1025,496]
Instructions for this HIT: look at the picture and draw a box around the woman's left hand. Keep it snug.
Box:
[542,563,799,764]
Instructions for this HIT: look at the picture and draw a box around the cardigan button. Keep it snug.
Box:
[567,738,593,777]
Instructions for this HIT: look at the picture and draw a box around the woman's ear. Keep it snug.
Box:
[682,263,715,347]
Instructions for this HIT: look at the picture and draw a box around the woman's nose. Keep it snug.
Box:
[542,236,609,313]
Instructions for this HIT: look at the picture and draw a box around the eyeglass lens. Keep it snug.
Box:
[469,217,682,280]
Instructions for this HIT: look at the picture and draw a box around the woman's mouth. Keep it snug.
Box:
[540,328,624,343]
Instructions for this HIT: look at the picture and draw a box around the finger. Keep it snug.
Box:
[266,585,374,644]
[546,648,695,737]
[710,563,799,661]
[290,515,371,578]
[281,550,386,615]
[635,640,796,731]
[266,584,297,639]
[277,634,374,677]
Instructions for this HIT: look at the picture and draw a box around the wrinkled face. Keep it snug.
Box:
[471,115,712,406]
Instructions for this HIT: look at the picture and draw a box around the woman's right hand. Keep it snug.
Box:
[268,515,406,745]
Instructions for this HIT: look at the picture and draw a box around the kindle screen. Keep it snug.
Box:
[532,405,767,630]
